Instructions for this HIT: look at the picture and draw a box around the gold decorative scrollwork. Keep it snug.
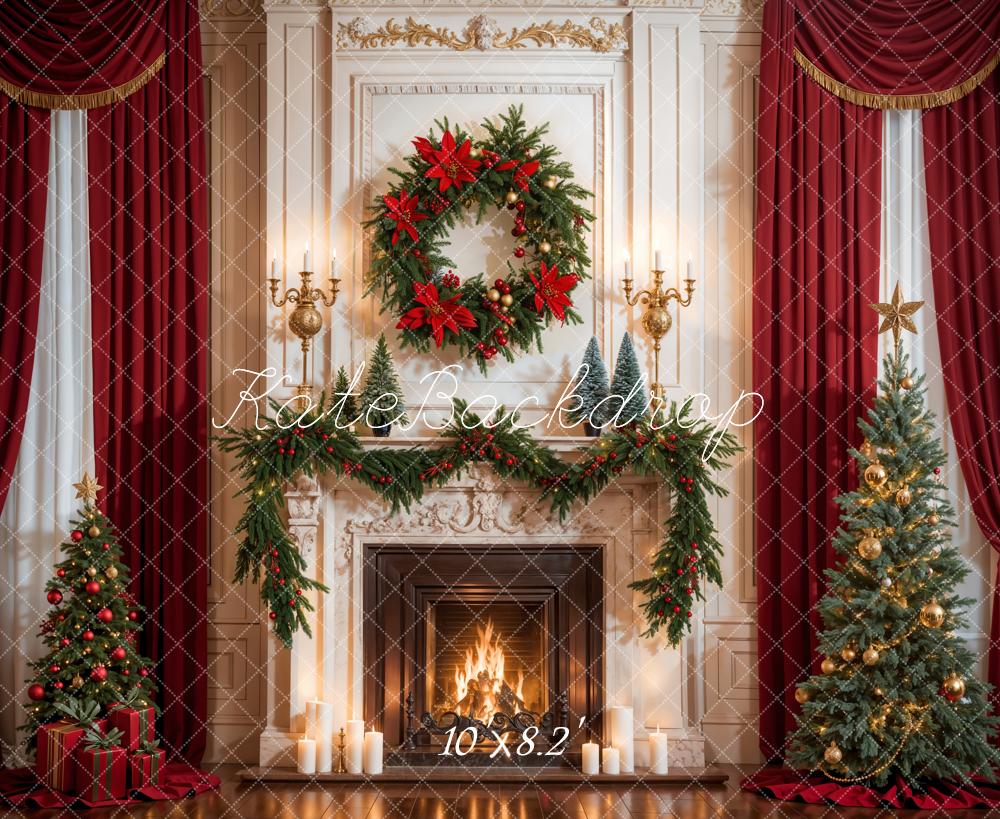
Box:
[336,14,628,53]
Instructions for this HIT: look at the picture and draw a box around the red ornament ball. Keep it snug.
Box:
[513,247,525,258]
[28,684,46,701]
[110,646,127,662]
[85,580,101,595]
[53,681,64,690]
[128,611,138,621]
[269,611,277,621]
[97,608,114,623]
[56,569,65,578]
[59,638,70,648]
[47,589,63,606]
[90,666,108,682]
[49,665,60,674]
[102,543,110,551]
[139,668,149,678]
[70,530,83,542]
[82,630,95,642]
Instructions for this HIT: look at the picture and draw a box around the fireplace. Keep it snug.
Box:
[363,543,603,762]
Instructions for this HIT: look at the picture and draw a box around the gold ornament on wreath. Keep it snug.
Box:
[365,106,594,372]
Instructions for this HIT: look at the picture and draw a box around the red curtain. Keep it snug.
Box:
[923,72,1000,699]
[753,0,882,757]
[0,101,49,514]
[88,0,209,763]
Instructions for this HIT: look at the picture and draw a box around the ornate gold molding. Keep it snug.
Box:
[336,14,628,52]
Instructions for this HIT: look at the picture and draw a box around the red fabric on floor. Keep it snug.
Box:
[742,767,1000,809]
[0,762,219,808]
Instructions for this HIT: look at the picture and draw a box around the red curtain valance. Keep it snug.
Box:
[792,0,1000,109]
[0,0,166,109]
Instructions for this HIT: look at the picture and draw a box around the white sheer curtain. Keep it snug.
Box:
[879,109,991,672]
[0,110,95,763]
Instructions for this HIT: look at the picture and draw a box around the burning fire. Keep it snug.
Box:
[452,619,526,723]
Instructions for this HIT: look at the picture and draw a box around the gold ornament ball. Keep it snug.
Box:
[919,599,946,629]
[87,525,101,537]
[928,513,940,525]
[859,440,874,458]
[862,647,880,666]
[943,673,966,702]
[858,536,882,561]
[864,463,888,488]
[71,675,84,689]
[86,566,97,577]
[840,646,857,662]
[873,687,883,697]
[105,566,118,580]
[500,293,514,307]
[486,288,501,302]
[821,657,838,675]
[543,175,558,189]
[901,375,914,390]
[896,486,912,506]
[824,742,843,765]
[794,686,811,704]
[505,191,519,205]
[288,301,322,340]
[539,240,552,254]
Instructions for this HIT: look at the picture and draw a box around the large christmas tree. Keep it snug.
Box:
[21,473,156,746]
[787,285,1000,786]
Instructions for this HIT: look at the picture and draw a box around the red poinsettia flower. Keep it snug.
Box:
[383,188,427,245]
[413,136,436,163]
[424,130,481,193]
[496,157,540,191]
[530,262,576,322]
[396,281,477,346]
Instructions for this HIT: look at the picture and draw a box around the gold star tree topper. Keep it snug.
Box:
[73,473,102,505]
[872,282,924,345]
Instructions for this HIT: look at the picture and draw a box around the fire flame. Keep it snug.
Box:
[452,619,525,723]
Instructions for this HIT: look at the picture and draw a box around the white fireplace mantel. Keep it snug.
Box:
[258,463,706,768]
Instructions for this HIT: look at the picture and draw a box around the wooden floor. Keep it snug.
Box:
[4,764,999,818]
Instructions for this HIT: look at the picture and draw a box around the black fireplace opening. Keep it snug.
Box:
[363,543,603,763]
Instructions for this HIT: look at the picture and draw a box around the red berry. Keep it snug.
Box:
[676,569,684,576]
[27,684,45,701]
[934,467,941,475]
[673,605,681,614]
[687,611,693,618]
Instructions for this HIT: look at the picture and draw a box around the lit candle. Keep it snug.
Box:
[686,253,694,280]
[654,247,663,271]
[296,738,316,775]
[648,726,668,775]
[607,705,634,773]
[623,252,632,282]
[581,741,600,776]
[363,729,384,776]
[303,244,311,272]
[271,253,277,278]
[602,746,620,775]
[330,249,337,279]
[308,701,334,773]
[345,719,364,774]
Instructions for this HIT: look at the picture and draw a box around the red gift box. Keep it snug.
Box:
[74,744,127,802]
[35,718,107,792]
[128,747,166,789]
[108,706,155,751]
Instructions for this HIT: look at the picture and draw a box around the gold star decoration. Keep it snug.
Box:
[73,473,102,504]
[872,282,923,346]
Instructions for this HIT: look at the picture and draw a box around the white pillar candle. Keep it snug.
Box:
[345,719,365,774]
[581,742,600,776]
[607,706,634,773]
[623,252,632,281]
[313,702,334,772]
[654,247,663,271]
[304,701,317,738]
[330,250,337,279]
[296,739,316,775]
[303,244,311,272]
[271,253,278,278]
[363,730,384,776]
[648,727,669,775]
[686,254,693,279]
[601,746,620,775]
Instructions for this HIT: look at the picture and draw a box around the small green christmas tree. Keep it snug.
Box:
[22,474,155,747]
[333,365,359,426]
[360,334,408,435]
[608,332,648,426]
[786,286,1000,786]
[568,336,610,435]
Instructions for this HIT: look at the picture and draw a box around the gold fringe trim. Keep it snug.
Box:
[793,47,1000,110]
[0,52,165,110]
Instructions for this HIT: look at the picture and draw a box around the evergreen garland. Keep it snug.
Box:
[568,336,611,431]
[609,333,648,425]
[365,106,595,371]
[217,400,740,648]
[359,334,408,431]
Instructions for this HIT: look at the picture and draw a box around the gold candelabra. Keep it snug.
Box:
[622,263,695,399]
[268,263,340,408]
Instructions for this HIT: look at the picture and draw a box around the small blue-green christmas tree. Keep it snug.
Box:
[568,336,610,435]
[608,332,648,425]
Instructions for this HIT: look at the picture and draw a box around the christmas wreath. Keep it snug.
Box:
[366,106,594,369]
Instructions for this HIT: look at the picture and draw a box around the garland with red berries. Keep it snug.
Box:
[218,399,741,647]
[365,106,594,370]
